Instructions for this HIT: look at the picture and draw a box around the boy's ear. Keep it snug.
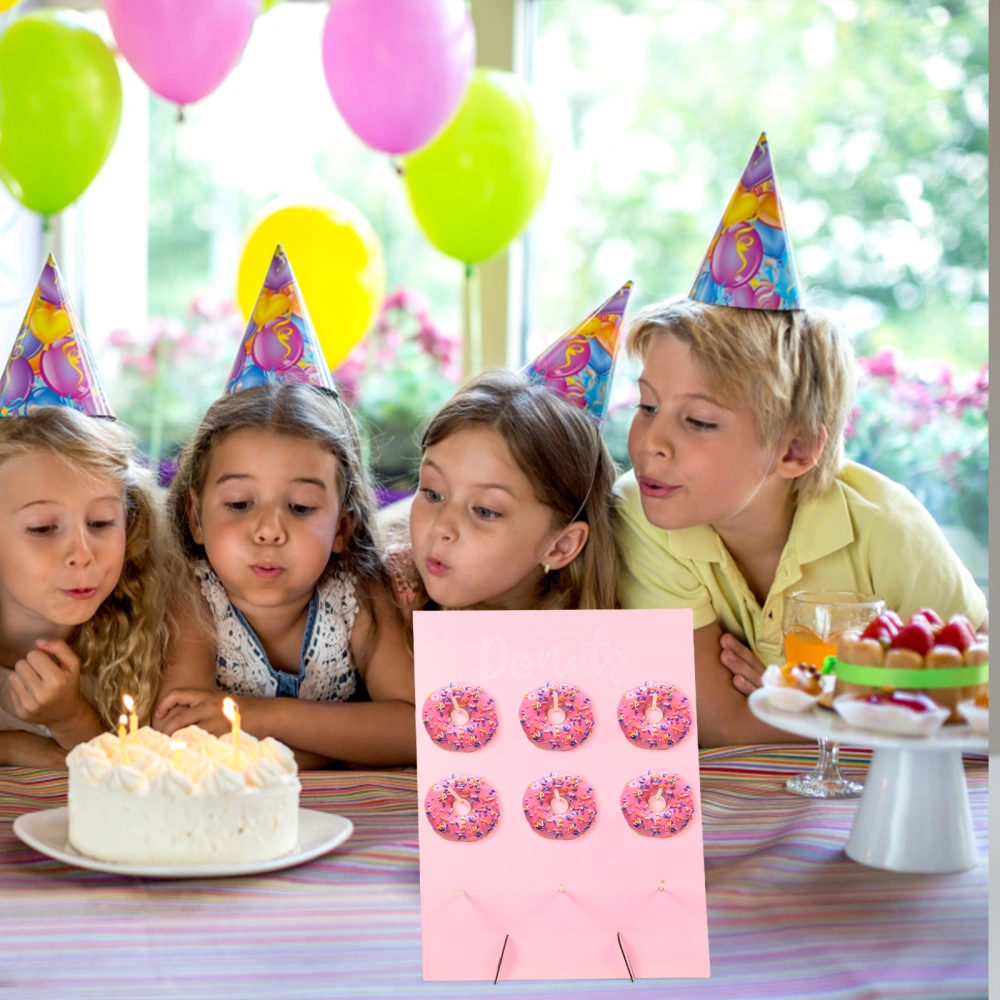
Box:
[541,521,591,572]
[331,505,355,555]
[776,425,829,481]
[186,489,204,545]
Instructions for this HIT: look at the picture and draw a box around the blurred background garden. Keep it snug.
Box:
[0,0,987,588]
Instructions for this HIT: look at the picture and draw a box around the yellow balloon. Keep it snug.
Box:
[0,0,21,11]
[237,198,385,370]
[723,187,759,228]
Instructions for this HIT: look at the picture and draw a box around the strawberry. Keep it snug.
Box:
[862,613,901,644]
[883,610,904,629]
[935,616,976,653]
[915,608,944,631]
[890,620,936,658]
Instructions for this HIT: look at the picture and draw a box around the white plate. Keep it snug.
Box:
[13,808,353,879]
[749,687,988,752]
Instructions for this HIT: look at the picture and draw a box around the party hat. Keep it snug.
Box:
[521,281,633,424]
[689,133,803,310]
[0,255,114,418]
[223,245,338,397]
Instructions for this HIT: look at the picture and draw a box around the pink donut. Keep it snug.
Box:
[422,683,499,752]
[518,682,595,751]
[424,774,500,843]
[522,772,598,840]
[617,682,692,749]
[620,770,695,838]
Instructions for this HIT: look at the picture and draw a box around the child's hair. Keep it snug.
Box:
[418,368,620,610]
[0,408,177,728]
[168,382,392,610]
[625,297,857,499]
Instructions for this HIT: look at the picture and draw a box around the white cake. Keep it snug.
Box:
[65,724,301,865]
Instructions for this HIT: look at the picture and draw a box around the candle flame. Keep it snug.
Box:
[118,714,128,727]
[222,697,238,724]
[122,694,135,712]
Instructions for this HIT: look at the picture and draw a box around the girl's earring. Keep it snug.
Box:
[543,564,551,575]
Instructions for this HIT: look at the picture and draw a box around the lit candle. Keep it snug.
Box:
[550,788,569,815]
[547,690,566,726]
[449,696,469,727]
[122,694,138,738]
[170,740,186,769]
[450,788,472,817]
[644,693,664,725]
[222,697,241,764]
[648,786,667,813]
[117,713,127,742]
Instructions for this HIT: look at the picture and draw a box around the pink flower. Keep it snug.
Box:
[108,328,134,348]
[862,348,901,382]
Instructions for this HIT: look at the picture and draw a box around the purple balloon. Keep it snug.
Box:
[263,252,293,292]
[37,263,65,306]
[533,334,591,379]
[0,357,34,409]
[39,337,90,400]
[710,223,764,288]
[740,140,774,189]
[728,283,758,308]
[252,317,305,372]
[12,331,44,362]
[322,0,476,155]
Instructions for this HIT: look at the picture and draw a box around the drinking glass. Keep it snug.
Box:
[783,590,885,798]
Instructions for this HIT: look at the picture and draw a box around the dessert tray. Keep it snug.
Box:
[13,808,353,879]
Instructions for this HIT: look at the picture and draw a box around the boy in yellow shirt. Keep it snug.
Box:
[615,135,985,747]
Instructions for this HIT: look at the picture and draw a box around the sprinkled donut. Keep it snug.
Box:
[424,774,501,842]
[522,772,598,840]
[518,682,595,751]
[421,683,499,752]
[617,682,692,749]
[620,770,694,838]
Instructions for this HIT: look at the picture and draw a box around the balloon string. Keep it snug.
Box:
[464,264,482,377]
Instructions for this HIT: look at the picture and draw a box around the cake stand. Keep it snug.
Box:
[748,688,987,874]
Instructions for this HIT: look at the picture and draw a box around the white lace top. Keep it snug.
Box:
[194,559,360,702]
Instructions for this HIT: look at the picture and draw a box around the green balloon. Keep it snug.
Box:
[0,11,122,216]
[403,68,551,265]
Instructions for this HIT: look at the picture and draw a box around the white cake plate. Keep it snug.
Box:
[749,688,987,874]
[13,807,353,878]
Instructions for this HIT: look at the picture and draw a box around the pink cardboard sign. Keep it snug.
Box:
[414,609,710,982]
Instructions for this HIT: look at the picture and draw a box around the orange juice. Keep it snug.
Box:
[784,627,838,669]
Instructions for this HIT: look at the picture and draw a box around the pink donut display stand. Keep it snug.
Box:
[620,770,695,838]
[617,682,692,749]
[522,772,598,840]
[518,681,595,751]
[422,682,499,752]
[424,774,501,843]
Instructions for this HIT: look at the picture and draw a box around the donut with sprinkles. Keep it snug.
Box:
[518,682,595,751]
[424,774,501,842]
[617,682,691,749]
[620,770,695,838]
[522,772,598,840]
[422,683,499,752]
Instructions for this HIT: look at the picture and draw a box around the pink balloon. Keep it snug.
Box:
[728,284,757,308]
[40,337,90,400]
[710,223,764,288]
[533,335,591,380]
[252,317,304,372]
[322,0,475,155]
[103,0,257,106]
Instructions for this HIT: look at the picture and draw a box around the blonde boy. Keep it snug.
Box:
[615,298,985,747]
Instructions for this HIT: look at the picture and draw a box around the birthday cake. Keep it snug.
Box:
[65,725,300,865]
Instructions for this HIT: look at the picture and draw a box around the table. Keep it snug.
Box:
[0,746,988,1000]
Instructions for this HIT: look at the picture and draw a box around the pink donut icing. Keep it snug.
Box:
[424,774,501,842]
[422,683,499,752]
[620,770,694,838]
[617,682,692,749]
[522,772,598,840]
[518,682,595,751]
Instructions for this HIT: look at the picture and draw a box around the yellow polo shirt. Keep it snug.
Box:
[615,462,986,666]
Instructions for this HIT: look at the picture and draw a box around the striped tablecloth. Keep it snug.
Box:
[0,746,988,1000]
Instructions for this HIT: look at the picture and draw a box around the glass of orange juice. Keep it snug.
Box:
[784,590,885,798]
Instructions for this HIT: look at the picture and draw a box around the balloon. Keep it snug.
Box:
[755,219,786,259]
[25,385,67,412]
[0,0,20,11]
[710,223,764,288]
[322,0,475,155]
[28,304,72,346]
[0,12,122,216]
[103,0,257,107]
[586,336,615,377]
[0,357,33,410]
[741,144,773,189]
[757,190,782,229]
[691,269,720,304]
[728,283,758,308]
[39,337,90,400]
[722,186,759,228]
[237,199,385,370]
[533,334,591,379]
[12,330,44,364]
[37,268,65,306]
[403,68,551,264]
[252,316,305,372]
[233,363,270,392]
